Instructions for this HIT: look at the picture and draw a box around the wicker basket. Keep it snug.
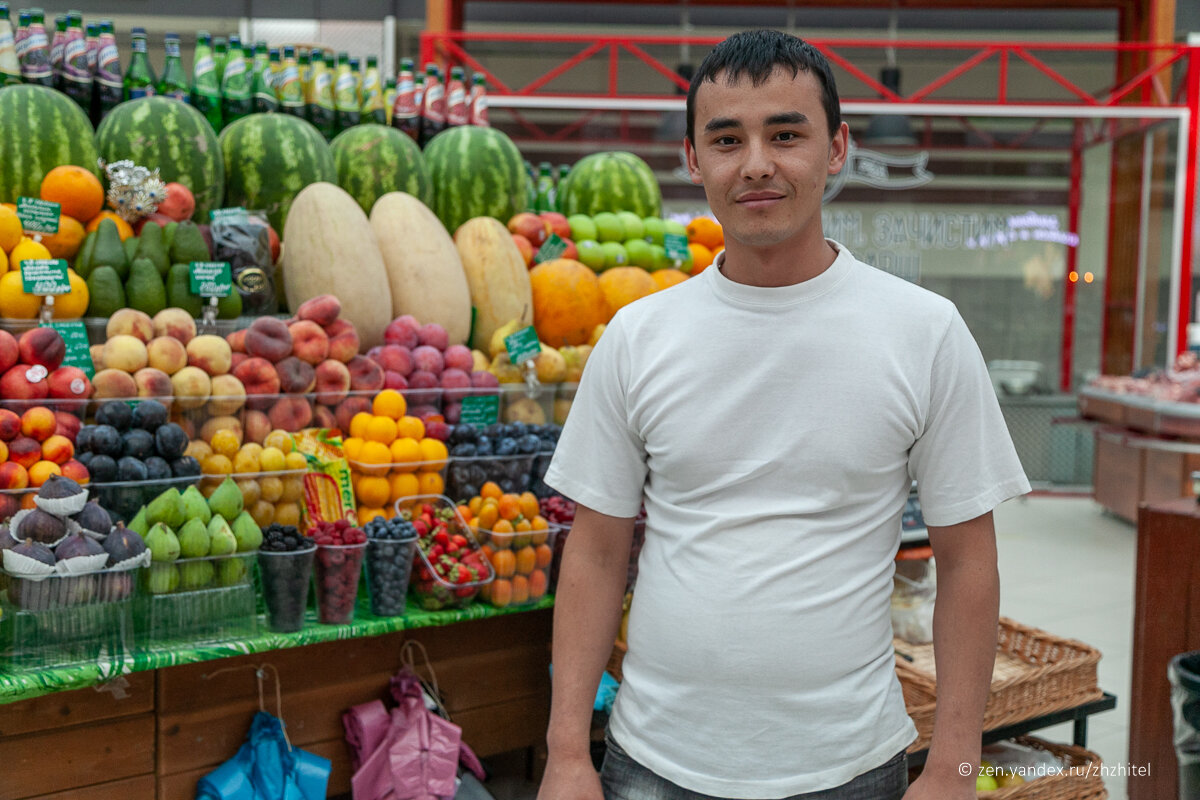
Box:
[976,736,1108,800]
[896,617,1103,751]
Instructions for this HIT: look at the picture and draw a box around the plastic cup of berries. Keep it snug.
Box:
[363,515,419,617]
[257,525,317,633]
[311,519,368,625]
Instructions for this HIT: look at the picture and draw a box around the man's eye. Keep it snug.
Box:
[777,131,797,141]
[714,136,737,146]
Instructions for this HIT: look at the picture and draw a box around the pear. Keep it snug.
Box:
[207,516,237,556]
[146,487,185,530]
[127,507,149,537]
[230,511,263,552]
[488,318,523,359]
[144,522,180,562]
[208,477,244,522]
[176,518,211,559]
[178,560,214,590]
[181,485,212,525]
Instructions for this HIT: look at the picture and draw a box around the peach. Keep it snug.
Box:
[0,492,20,519]
[383,316,420,349]
[375,345,413,376]
[334,396,371,433]
[200,415,244,445]
[0,409,22,441]
[152,308,196,345]
[0,460,29,489]
[512,234,534,267]
[89,344,105,374]
[208,374,247,416]
[20,407,56,442]
[0,330,18,374]
[276,356,316,394]
[347,355,385,392]
[41,434,74,465]
[408,370,439,390]
[417,323,449,352]
[288,320,329,365]
[313,404,336,430]
[101,335,149,373]
[146,336,188,375]
[47,366,92,401]
[53,411,81,442]
[383,371,408,390]
[18,327,65,371]
[440,368,472,402]
[296,294,342,327]
[157,182,195,222]
[231,352,248,371]
[245,317,292,363]
[227,329,247,353]
[412,345,444,375]
[106,308,155,344]
[243,409,271,445]
[170,366,212,410]
[314,359,351,405]
[0,364,50,402]
[443,344,474,373]
[233,357,281,410]
[326,320,360,363]
[267,396,314,432]
[134,367,174,400]
[186,334,233,376]
[90,368,138,399]
[60,458,89,485]
[8,436,41,470]
[507,212,549,246]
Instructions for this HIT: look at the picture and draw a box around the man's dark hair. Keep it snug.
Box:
[686,29,841,144]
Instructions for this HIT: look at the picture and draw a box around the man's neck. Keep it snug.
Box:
[718,231,838,288]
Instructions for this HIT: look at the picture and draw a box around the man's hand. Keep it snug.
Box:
[902,768,976,799]
[537,752,604,800]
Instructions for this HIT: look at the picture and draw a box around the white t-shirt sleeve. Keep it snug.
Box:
[908,309,1031,526]
[543,314,647,518]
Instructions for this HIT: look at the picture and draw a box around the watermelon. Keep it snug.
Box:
[559,151,661,218]
[94,96,224,222]
[423,126,527,235]
[218,113,336,232]
[0,84,99,205]
[330,124,432,214]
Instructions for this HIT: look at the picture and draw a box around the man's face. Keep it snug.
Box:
[685,67,848,250]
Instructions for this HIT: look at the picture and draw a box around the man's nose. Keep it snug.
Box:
[741,139,775,181]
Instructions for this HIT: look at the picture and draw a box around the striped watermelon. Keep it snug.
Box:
[0,84,99,205]
[423,126,527,234]
[559,151,661,218]
[94,97,224,222]
[218,113,336,232]
[330,124,432,214]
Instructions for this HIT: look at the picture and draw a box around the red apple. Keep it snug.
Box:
[561,238,578,260]
[512,234,534,267]
[507,212,549,247]
[540,212,571,240]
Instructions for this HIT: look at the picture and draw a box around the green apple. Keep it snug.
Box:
[649,244,671,272]
[593,212,625,243]
[567,214,597,242]
[616,211,644,241]
[643,217,666,245]
[975,774,998,792]
[599,241,629,269]
[576,240,607,272]
[664,219,688,238]
[624,239,655,269]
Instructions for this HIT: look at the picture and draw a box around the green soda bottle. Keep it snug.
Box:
[122,26,155,99]
[359,54,384,124]
[333,51,358,132]
[191,31,222,129]
[383,76,396,127]
[277,45,304,118]
[220,34,251,126]
[309,50,336,138]
[213,36,226,78]
[251,41,276,113]
[157,32,189,101]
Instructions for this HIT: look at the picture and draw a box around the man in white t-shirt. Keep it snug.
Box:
[537,29,1030,800]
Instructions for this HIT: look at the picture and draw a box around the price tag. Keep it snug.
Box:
[534,233,568,264]
[21,259,70,295]
[39,320,93,379]
[210,206,248,223]
[17,197,60,234]
[504,325,541,367]
[459,394,500,426]
[664,233,690,264]
[189,261,233,298]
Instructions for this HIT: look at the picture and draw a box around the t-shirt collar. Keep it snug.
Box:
[706,239,855,307]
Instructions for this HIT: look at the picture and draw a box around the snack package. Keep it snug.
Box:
[210,211,278,315]
[293,428,356,528]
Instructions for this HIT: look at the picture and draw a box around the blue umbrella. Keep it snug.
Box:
[196,711,331,800]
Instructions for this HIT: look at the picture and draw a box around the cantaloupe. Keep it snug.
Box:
[280,182,393,349]
[529,259,609,347]
[453,217,534,352]
[369,193,471,346]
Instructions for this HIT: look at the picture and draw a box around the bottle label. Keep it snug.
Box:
[424,83,445,123]
[50,37,63,65]
[0,31,13,50]
[85,40,97,70]
[279,65,302,104]
[194,54,214,78]
[132,38,147,54]
[446,85,467,125]
[335,71,357,110]
[128,87,153,99]
[62,37,88,79]
[97,41,120,84]
[471,95,489,126]
[393,86,417,119]
[165,40,180,58]
[223,58,245,81]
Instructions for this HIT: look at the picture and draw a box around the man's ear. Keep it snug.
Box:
[828,121,849,175]
[684,137,703,185]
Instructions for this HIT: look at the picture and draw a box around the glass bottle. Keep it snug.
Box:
[277,45,303,117]
[309,50,335,138]
[220,34,251,126]
[212,35,227,78]
[122,25,155,99]
[48,12,63,85]
[333,51,359,132]
[18,8,52,86]
[534,162,554,213]
[0,3,20,86]
[445,65,467,128]
[418,62,444,147]
[391,57,418,140]
[191,31,222,129]
[59,11,90,109]
[250,41,276,113]
[468,71,488,127]
[359,54,384,124]
[383,76,395,127]
[157,31,189,101]
[93,20,121,122]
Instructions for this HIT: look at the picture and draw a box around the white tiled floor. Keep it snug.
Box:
[483,495,1140,800]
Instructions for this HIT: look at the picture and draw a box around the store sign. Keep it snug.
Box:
[189,261,233,297]
[968,211,1080,249]
[17,197,60,234]
[459,395,499,426]
[40,320,93,379]
[534,234,567,264]
[210,206,249,223]
[20,259,70,295]
[664,233,690,264]
[504,326,541,367]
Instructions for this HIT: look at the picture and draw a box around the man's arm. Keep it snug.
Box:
[537,504,635,800]
[904,510,1000,799]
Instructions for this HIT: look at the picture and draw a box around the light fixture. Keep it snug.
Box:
[860,8,917,147]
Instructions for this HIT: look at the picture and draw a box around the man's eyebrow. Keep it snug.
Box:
[703,117,740,134]
[765,112,809,126]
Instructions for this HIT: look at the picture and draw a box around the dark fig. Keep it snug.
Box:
[55,532,105,560]
[102,524,148,566]
[72,500,113,537]
[11,538,55,566]
[16,508,67,545]
[34,473,87,516]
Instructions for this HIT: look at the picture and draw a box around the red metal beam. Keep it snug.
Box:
[519,42,606,94]
[908,47,998,102]
[1062,121,1083,392]
[1178,50,1200,357]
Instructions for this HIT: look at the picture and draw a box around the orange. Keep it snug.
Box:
[528,569,548,599]
[491,548,516,578]
[9,237,52,268]
[0,205,21,253]
[497,494,521,521]
[492,518,514,535]
[518,491,540,520]
[388,471,419,502]
[515,545,537,576]
[476,503,499,531]
[341,436,364,462]
[530,515,549,545]
[514,518,531,533]
[365,415,398,444]
[686,216,724,250]
[510,574,530,604]
[490,578,513,608]
[348,412,373,440]
[356,475,390,507]
[0,248,7,273]
[534,543,553,569]
[480,481,502,500]
[27,459,62,486]
[358,506,386,525]
[688,243,715,276]
[0,271,40,318]
[84,210,133,240]
[40,215,85,260]
[388,437,421,471]
[358,440,392,476]
[0,440,8,462]
[396,415,425,441]
[651,268,688,290]
[371,389,406,420]
[417,438,448,471]
[40,165,105,223]
[417,471,444,495]
[467,495,483,516]
[456,504,472,522]
[597,267,657,314]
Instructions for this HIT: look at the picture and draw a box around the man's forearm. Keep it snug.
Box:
[545,508,634,760]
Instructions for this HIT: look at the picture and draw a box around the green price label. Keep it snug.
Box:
[459,394,500,426]
[17,197,60,235]
[21,259,70,295]
[189,261,233,298]
[39,320,93,380]
[210,206,248,222]
[534,233,568,264]
[505,325,541,366]
[664,233,690,263]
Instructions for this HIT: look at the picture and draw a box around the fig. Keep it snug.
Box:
[73,500,113,537]
[33,473,87,516]
[103,523,148,566]
[16,508,67,545]
[11,538,55,566]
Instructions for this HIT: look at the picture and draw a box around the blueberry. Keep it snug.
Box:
[539,438,556,453]
[451,442,476,458]
[496,437,517,456]
[95,401,133,431]
[475,436,493,456]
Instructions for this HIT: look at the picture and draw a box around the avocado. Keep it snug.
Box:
[163,221,178,252]
[124,257,167,316]
[122,234,138,264]
[217,289,243,320]
[74,231,96,279]
[166,262,204,318]
[89,218,129,280]
[169,221,211,263]
[133,222,169,277]
[86,266,126,317]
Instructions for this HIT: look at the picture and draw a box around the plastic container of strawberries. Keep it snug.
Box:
[402,494,494,611]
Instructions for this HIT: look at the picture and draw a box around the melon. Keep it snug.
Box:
[529,259,610,347]
[559,151,661,218]
[330,124,431,214]
[94,96,224,222]
[0,84,99,205]
[281,182,393,349]
[369,192,471,346]
[453,217,534,352]
[423,126,527,234]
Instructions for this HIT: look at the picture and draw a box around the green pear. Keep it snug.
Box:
[181,485,212,525]
[177,518,211,559]
[127,506,149,537]
[146,488,185,530]
[215,556,248,586]
[208,477,244,521]
[144,522,180,562]
[147,563,179,594]
[178,560,214,590]
[207,516,237,556]
[231,510,263,552]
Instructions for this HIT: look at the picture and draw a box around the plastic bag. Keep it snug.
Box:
[210,211,277,315]
[891,557,936,644]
